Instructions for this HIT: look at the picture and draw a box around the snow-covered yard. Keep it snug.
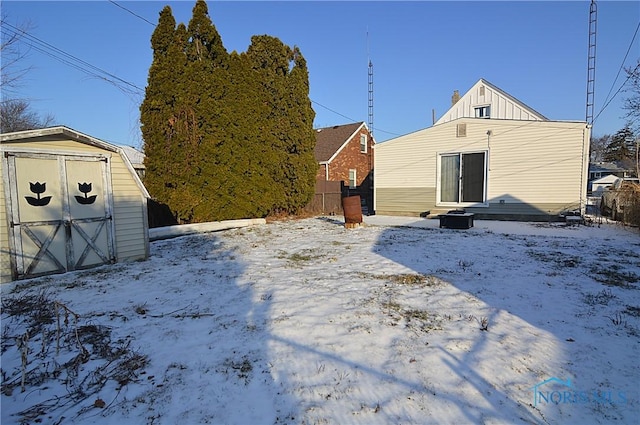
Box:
[2,216,639,425]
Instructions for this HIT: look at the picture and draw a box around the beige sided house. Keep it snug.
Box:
[374,79,591,220]
[0,126,150,283]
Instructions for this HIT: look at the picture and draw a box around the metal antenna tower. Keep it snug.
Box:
[367,29,373,136]
[586,0,597,125]
[368,59,374,136]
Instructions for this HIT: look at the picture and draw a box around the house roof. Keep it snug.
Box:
[589,162,627,173]
[314,122,366,163]
[119,145,146,169]
[591,174,619,184]
[0,126,149,198]
[435,78,548,125]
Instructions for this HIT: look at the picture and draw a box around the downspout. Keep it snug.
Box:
[581,124,591,215]
[486,130,492,171]
[486,130,492,205]
[369,133,373,213]
[372,147,376,213]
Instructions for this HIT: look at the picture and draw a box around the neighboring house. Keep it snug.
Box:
[589,174,619,196]
[313,122,375,213]
[0,126,150,283]
[374,78,590,220]
[119,145,146,179]
[588,162,632,181]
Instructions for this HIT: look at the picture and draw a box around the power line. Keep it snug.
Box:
[311,100,401,137]
[599,20,640,116]
[1,21,144,95]
[108,1,156,27]
[105,1,402,137]
[5,6,403,139]
[593,61,640,125]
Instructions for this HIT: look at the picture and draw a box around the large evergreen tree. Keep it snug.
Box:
[141,1,316,223]
[141,1,228,223]
[140,6,182,218]
[283,47,318,211]
[246,36,317,213]
[603,125,635,166]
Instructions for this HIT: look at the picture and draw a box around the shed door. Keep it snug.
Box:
[6,153,115,280]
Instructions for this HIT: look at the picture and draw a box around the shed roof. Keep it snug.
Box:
[1,126,119,150]
[314,122,366,163]
[1,126,149,198]
[119,145,146,168]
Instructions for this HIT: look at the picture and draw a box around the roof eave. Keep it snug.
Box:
[325,122,366,164]
[1,126,120,152]
[1,126,150,199]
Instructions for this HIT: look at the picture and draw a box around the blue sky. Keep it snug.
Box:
[2,0,639,149]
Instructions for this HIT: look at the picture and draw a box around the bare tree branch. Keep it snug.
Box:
[0,13,55,132]
[623,60,640,132]
[0,13,34,96]
[0,99,54,133]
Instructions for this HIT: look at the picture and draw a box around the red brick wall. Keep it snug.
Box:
[316,163,327,181]
[326,128,374,186]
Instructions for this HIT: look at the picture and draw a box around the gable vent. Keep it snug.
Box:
[479,86,485,96]
[456,123,467,137]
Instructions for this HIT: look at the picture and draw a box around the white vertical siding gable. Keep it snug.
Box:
[435,79,548,125]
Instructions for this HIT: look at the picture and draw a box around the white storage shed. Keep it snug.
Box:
[0,126,150,283]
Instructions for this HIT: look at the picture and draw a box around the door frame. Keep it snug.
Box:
[436,150,489,208]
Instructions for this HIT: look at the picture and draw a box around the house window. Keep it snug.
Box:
[474,105,491,119]
[439,152,487,204]
[349,169,357,189]
[360,134,367,153]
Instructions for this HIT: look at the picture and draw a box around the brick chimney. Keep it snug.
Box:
[451,90,460,106]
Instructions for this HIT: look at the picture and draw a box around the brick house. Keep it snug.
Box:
[313,122,375,214]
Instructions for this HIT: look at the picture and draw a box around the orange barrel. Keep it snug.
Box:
[342,195,363,224]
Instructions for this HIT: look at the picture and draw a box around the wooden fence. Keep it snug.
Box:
[302,180,344,215]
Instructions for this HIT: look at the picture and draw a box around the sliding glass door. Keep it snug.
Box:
[439,152,486,204]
